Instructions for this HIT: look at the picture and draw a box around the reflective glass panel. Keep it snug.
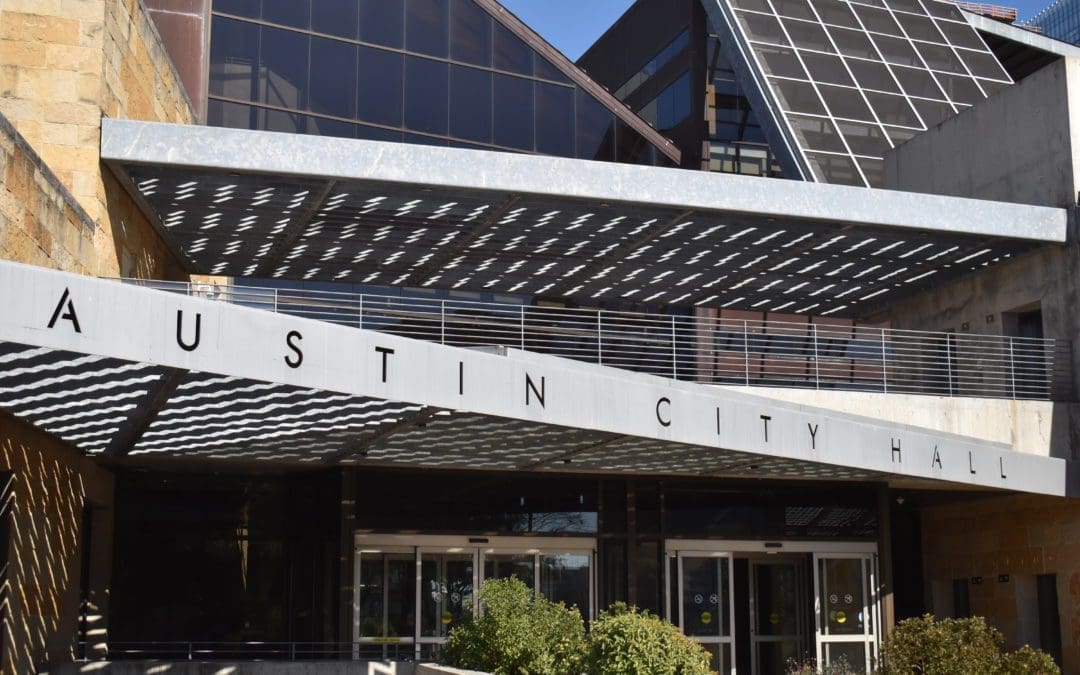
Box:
[801,51,855,86]
[935,73,983,104]
[872,34,921,67]
[892,65,945,99]
[836,119,890,155]
[421,552,474,638]
[484,554,534,588]
[819,558,866,634]
[807,152,863,185]
[915,42,966,73]
[215,0,258,18]
[576,90,615,161]
[535,56,571,84]
[923,0,966,20]
[306,116,356,138]
[681,557,728,638]
[825,643,868,672]
[540,553,590,614]
[309,36,357,119]
[450,0,491,66]
[404,55,448,134]
[207,98,258,129]
[405,0,449,57]
[494,73,534,150]
[449,64,492,143]
[846,58,900,92]
[790,114,846,152]
[360,0,404,48]
[358,552,416,638]
[312,0,357,38]
[774,0,817,20]
[956,48,1010,81]
[894,12,943,42]
[755,45,808,79]
[829,27,878,59]
[357,46,403,127]
[911,97,953,126]
[263,0,310,29]
[493,21,533,76]
[209,16,259,101]
[738,12,791,46]
[535,82,573,157]
[864,90,919,126]
[885,0,926,14]
[260,25,308,109]
[785,18,836,51]
[853,5,904,35]
[810,0,860,28]
[935,19,985,49]
[771,78,827,114]
[818,83,874,120]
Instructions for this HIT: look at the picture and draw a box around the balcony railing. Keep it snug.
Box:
[117,279,1073,401]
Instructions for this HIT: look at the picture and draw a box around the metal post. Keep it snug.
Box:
[1009,337,1017,399]
[672,314,678,379]
[881,328,888,394]
[358,294,363,330]
[812,324,820,390]
[273,289,278,314]
[598,310,603,365]
[744,320,750,386]
[520,305,526,351]
[440,300,446,345]
[945,335,954,396]
[188,642,193,661]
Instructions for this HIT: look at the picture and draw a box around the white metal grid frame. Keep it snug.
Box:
[717,0,1013,186]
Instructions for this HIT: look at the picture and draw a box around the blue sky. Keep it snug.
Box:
[500,0,1057,53]
[499,0,634,60]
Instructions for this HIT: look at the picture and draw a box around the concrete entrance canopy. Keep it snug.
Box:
[0,261,1066,495]
[100,120,1066,317]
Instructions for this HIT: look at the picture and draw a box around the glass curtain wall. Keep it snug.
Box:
[208,0,674,164]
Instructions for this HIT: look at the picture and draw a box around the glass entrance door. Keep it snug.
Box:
[813,554,878,674]
[750,560,809,675]
[675,552,735,675]
[354,535,596,660]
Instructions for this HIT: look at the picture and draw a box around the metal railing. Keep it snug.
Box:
[77,640,417,662]
[118,279,1073,401]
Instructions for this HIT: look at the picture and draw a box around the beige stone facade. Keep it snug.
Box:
[0,0,193,278]
[921,494,1080,673]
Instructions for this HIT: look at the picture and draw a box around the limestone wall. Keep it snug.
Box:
[0,413,114,675]
[921,494,1080,673]
[0,0,195,278]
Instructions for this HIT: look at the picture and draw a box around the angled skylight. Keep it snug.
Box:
[706,0,1013,186]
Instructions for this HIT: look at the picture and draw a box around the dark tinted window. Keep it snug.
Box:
[771,78,827,115]
[784,19,835,52]
[873,35,921,67]
[360,0,404,48]
[357,124,405,142]
[818,84,873,120]
[209,16,260,101]
[207,98,259,129]
[310,37,357,119]
[836,120,890,156]
[801,51,855,86]
[853,5,903,36]
[846,58,900,93]
[263,0,310,28]
[935,19,985,49]
[738,12,789,45]
[215,0,259,19]
[535,82,573,156]
[829,27,877,60]
[935,73,983,104]
[810,0,859,28]
[260,25,308,109]
[406,0,449,57]
[894,12,943,42]
[956,49,1009,81]
[405,55,448,134]
[576,89,614,161]
[892,65,945,99]
[535,57,571,84]
[494,73,534,150]
[790,114,845,152]
[864,91,920,126]
[754,45,807,79]
[450,64,492,143]
[357,46,403,127]
[450,0,491,66]
[307,116,357,138]
[493,21,533,76]
[915,42,966,73]
[312,0,358,40]
[261,107,306,134]
[773,0,816,20]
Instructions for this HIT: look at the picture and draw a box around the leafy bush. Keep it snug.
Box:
[443,577,585,675]
[879,614,1059,675]
[581,603,712,675]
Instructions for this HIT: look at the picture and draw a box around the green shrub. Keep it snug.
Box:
[582,603,712,675]
[879,614,1059,675]
[443,576,585,675]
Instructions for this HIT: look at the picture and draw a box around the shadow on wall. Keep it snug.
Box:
[0,414,111,675]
